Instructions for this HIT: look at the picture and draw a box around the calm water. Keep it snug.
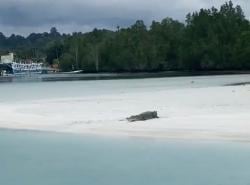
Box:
[1,74,250,103]
[1,130,250,185]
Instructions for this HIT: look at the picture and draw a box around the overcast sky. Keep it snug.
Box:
[0,0,249,36]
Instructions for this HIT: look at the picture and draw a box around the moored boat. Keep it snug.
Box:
[1,53,43,75]
[11,62,43,75]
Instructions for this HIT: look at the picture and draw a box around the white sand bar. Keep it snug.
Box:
[1,75,250,141]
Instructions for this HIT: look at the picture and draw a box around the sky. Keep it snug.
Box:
[0,0,249,36]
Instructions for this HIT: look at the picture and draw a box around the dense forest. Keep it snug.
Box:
[1,1,250,72]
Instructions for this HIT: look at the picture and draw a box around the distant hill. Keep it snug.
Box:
[1,1,250,72]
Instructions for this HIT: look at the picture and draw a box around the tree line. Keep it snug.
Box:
[1,1,250,72]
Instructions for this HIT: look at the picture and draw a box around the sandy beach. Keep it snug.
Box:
[1,75,250,141]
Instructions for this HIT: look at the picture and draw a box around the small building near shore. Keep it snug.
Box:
[1,53,14,64]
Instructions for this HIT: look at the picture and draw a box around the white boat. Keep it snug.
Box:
[11,62,43,75]
[63,70,83,74]
[1,53,43,75]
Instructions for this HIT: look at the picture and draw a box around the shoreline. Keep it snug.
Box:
[2,70,250,83]
[1,77,250,142]
[2,125,250,143]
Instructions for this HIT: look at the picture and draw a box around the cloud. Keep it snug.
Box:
[0,0,249,36]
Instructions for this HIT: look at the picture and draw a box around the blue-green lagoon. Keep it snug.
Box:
[1,129,250,185]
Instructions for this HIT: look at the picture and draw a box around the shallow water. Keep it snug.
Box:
[1,74,250,103]
[1,130,250,185]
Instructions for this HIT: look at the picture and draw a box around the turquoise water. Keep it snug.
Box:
[1,130,250,185]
